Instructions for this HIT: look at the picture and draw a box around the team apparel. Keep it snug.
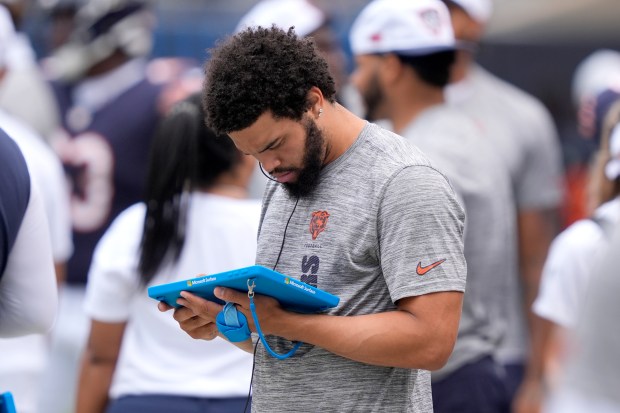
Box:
[401,105,516,385]
[446,64,564,364]
[252,122,467,412]
[40,57,165,413]
[84,194,259,400]
[51,58,164,286]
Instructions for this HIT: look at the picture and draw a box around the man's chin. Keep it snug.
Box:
[282,182,308,198]
[282,179,319,198]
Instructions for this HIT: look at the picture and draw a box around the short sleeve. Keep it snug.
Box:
[377,165,467,302]
[533,220,603,328]
[83,203,145,322]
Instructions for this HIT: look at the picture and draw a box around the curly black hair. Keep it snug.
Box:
[203,26,336,134]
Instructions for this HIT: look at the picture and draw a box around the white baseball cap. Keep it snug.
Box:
[350,0,455,57]
[572,49,620,108]
[605,123,620,180]
[235,0,326,38]
[448,0,493,24]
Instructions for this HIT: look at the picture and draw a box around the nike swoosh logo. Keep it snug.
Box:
[416,259,446,275]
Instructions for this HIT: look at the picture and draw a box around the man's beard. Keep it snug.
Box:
[362,71,385,122]
[281,116,325,198]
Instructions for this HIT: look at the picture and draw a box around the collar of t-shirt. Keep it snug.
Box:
[72,57,147,114]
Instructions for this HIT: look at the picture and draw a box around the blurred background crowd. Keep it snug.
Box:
[1,0,619,412]
[18,0,620,225]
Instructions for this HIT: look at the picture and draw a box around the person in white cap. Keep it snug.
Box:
[161,23,467,412]
[440,0,565,409]
[349,0,515,412]
[531,102,620,412]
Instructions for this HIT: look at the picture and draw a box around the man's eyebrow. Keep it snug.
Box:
[257,137,281,154]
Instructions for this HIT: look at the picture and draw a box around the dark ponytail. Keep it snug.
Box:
[138,93,240,284]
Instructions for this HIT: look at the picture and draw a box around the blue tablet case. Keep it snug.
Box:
[148,265,339,313]
[0,393,16,413]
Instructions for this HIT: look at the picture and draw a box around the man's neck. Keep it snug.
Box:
[391,87,445,135]
[321,103,367,165]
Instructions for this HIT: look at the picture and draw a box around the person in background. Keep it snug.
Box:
[0,128,57,338]
[563,50,620,226]
[0,7,71,413]
[0,129,57,413]
[349,0,515,411]
[542,219,620,413]
[39,1,168,412]
[0,125,57,413]
[162,24,467,412]
[440,0,565,409]
[0,0,61,140]
[76,93,257,413]
[529,99,620,412]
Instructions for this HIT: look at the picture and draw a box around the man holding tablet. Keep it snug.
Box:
[160,6,467,411]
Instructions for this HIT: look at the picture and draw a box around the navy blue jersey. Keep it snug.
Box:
[0,128,31,277]
[52,77,164,285]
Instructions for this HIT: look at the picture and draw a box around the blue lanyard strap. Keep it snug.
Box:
[249,295,302,360]
[215,278,302,359]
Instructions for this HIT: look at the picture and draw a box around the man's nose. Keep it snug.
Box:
[256,153,281,175]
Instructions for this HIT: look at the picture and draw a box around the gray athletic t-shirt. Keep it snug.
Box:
[252,122,466,413]
[401,105,517,380]
[446,65,564,363]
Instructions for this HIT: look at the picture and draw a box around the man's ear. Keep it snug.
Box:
[307,86,325,117]
[0,67,6,83]
[381,53,405,85]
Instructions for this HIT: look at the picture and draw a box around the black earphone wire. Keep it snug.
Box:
[242,194,300,412]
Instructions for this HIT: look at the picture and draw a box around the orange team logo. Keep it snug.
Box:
[416,259,446,276]
[309,211,330,240]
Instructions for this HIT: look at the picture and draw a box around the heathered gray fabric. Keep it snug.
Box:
[401,105,517,381]
[447,65,564,363]
[252,122,466,413]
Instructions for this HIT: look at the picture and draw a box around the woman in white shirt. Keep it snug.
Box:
[526,99,620,413]
[75,93,261,413]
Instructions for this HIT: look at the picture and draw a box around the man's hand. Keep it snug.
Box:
[213,286,286,337]
[157,292,223,341]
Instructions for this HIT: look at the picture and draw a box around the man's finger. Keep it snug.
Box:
[178,291,223,321]
[214,286,249,306]
[157,301,173,312]
[172,305,198,323]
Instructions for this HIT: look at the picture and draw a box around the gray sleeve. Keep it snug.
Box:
[515,104,564,210]
[377,165,467,302]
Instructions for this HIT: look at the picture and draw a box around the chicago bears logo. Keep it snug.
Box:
[309,211,330,240]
